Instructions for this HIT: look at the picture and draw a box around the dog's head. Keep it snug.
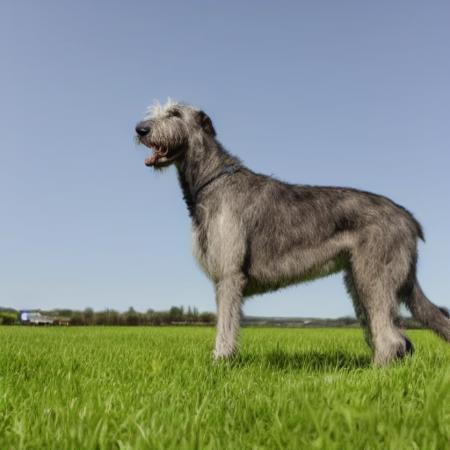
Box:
[135,100,216,169]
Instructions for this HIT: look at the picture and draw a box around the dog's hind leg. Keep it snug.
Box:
[358,280,407,366]
[213,273,247,360]
[351,237,413,366]
[344,270,373,350]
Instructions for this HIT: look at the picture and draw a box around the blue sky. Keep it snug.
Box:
[1,1,449,317]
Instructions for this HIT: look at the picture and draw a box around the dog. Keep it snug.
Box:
[135,100,450,365]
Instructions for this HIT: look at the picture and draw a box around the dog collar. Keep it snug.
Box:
[192,164,241,202]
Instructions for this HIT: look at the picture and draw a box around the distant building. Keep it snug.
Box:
[54,317,70,326]
[20,311,54,325]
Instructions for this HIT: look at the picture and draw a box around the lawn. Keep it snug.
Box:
[0,326,449,449]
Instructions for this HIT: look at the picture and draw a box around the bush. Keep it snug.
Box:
[0,312,17,325]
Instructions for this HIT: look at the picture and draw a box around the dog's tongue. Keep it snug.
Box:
[145,153,159,166]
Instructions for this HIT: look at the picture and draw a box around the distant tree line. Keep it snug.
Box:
[0,306,430,328]
[0,310,17,325]
[65,306,217,326]
[0,306,216,326]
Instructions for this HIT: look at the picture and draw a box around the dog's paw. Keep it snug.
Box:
[212,348,237,362]
[213,351,229,361]
[403,336,414,355]
[395,336,414,359]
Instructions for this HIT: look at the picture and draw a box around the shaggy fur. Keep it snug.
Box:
[135,100,450,366]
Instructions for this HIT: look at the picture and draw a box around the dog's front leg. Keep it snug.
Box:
[213,273,246,360]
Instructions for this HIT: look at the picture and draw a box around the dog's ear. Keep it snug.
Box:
[197,110,216,137]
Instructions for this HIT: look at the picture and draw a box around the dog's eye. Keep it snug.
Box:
[171,110,181,118]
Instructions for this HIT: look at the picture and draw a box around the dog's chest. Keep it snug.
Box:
[191,208,242,281]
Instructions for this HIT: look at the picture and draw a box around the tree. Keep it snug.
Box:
[0,312,17,325]
[83,308,94,325]
[199,312,216,324]
[125,307,139,326]
[168,306,184,322]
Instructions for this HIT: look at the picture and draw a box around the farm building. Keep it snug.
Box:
[20,311,70,326]
[20,311,54,325]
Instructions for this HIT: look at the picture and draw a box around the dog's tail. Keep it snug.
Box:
[405,280,450,342]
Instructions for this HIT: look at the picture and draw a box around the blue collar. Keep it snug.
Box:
[192,164,241,202]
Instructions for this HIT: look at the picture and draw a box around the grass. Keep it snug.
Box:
[0,326,449,449]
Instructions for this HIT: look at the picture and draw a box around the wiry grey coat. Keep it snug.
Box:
[136,100,450,366]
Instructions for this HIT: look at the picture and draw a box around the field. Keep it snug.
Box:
[0,327,449,449]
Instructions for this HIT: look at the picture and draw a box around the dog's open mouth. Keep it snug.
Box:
[144,144,169,166]
[142,142,182,167]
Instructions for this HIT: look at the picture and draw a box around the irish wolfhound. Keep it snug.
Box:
[135,100,450,366]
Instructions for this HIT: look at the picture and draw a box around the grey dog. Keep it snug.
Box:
[135,100,450,366]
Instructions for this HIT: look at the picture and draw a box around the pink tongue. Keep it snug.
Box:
[145,153,159,166]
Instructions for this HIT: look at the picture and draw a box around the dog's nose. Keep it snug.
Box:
[135,126,150,137]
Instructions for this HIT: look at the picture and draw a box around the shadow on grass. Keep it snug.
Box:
[231,349,372,372]
[268,349,371,371]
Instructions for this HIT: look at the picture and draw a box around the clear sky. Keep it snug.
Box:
[1,1,449,317]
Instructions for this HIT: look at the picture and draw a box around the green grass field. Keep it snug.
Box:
[0,326,449,449]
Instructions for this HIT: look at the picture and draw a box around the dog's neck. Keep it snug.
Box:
[175,134,241,219]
